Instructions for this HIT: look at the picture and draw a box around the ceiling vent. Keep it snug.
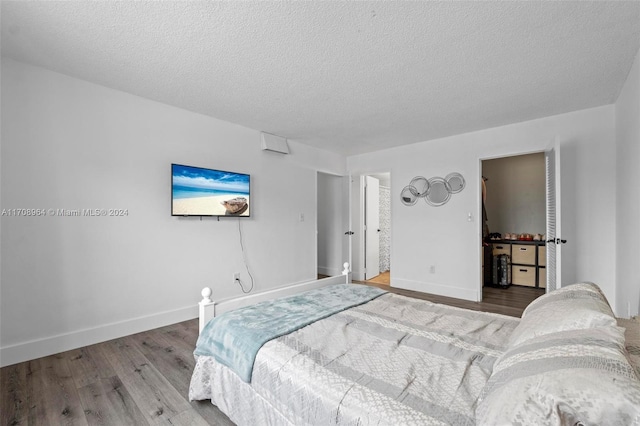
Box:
[261,132,289,154]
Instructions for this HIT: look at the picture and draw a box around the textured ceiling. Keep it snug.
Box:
[2,1,640,156]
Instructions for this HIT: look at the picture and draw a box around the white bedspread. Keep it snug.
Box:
[189,293,520,425]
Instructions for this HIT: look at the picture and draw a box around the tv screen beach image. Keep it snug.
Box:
[172,164,250,216]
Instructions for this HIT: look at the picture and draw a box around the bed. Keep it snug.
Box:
[189,271,640,425]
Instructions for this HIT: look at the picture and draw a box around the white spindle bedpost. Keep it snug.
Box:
[199,287,214,333]
[343,262,351,282]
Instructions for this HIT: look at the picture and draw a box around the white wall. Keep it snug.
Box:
[0,59,345,366]
[615,47,640,318]
[483,153,546,236]
[348,105,618,311]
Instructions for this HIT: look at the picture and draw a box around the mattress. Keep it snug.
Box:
[619,317,640,378]
[189,292,520,425]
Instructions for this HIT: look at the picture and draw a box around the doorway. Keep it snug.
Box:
[363,173,391,284]
[481,153,547,305]
[317,172,350,278]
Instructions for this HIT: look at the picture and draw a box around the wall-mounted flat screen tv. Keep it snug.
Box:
[172,164,250,217]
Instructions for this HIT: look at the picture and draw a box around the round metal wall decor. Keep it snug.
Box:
[409,176,429,197]
[425,177,451,206]
[446,172,465,194]
[401,172,465,207]
[400,185,419,206]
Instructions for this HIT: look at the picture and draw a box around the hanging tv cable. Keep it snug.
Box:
[236,219,254,293]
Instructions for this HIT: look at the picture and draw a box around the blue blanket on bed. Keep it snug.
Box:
[194,284,386,382]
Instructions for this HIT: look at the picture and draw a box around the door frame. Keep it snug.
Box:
[364,176,381,280]
[350,171,391,282]
[316,171,351,277]
[478,146,555,301]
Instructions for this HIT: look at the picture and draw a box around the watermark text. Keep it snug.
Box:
[1,208,129,217]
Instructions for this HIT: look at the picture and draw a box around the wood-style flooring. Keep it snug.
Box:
[1,281,542,426]
[1,320,234,426]
[364,270,390,285]
[359,280,544,318]
[362,270,544,317]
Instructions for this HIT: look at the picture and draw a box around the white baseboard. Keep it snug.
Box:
[0,305,198,368]
[317,266,341,277]
[392,278,479,301]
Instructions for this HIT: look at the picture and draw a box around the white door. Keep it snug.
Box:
[317,172,349,277]
[365,176,380,280]
[344,175,352,273]
[545,144,563,292]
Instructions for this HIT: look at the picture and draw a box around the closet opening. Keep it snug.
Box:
[481,152,546,309]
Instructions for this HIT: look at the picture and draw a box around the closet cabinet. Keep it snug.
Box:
[491,240,546,288]
[538,245,546,288]
[512,244,536,287]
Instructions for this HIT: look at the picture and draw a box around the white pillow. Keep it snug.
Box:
[509,282,616,347]
[477,326,640,426]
